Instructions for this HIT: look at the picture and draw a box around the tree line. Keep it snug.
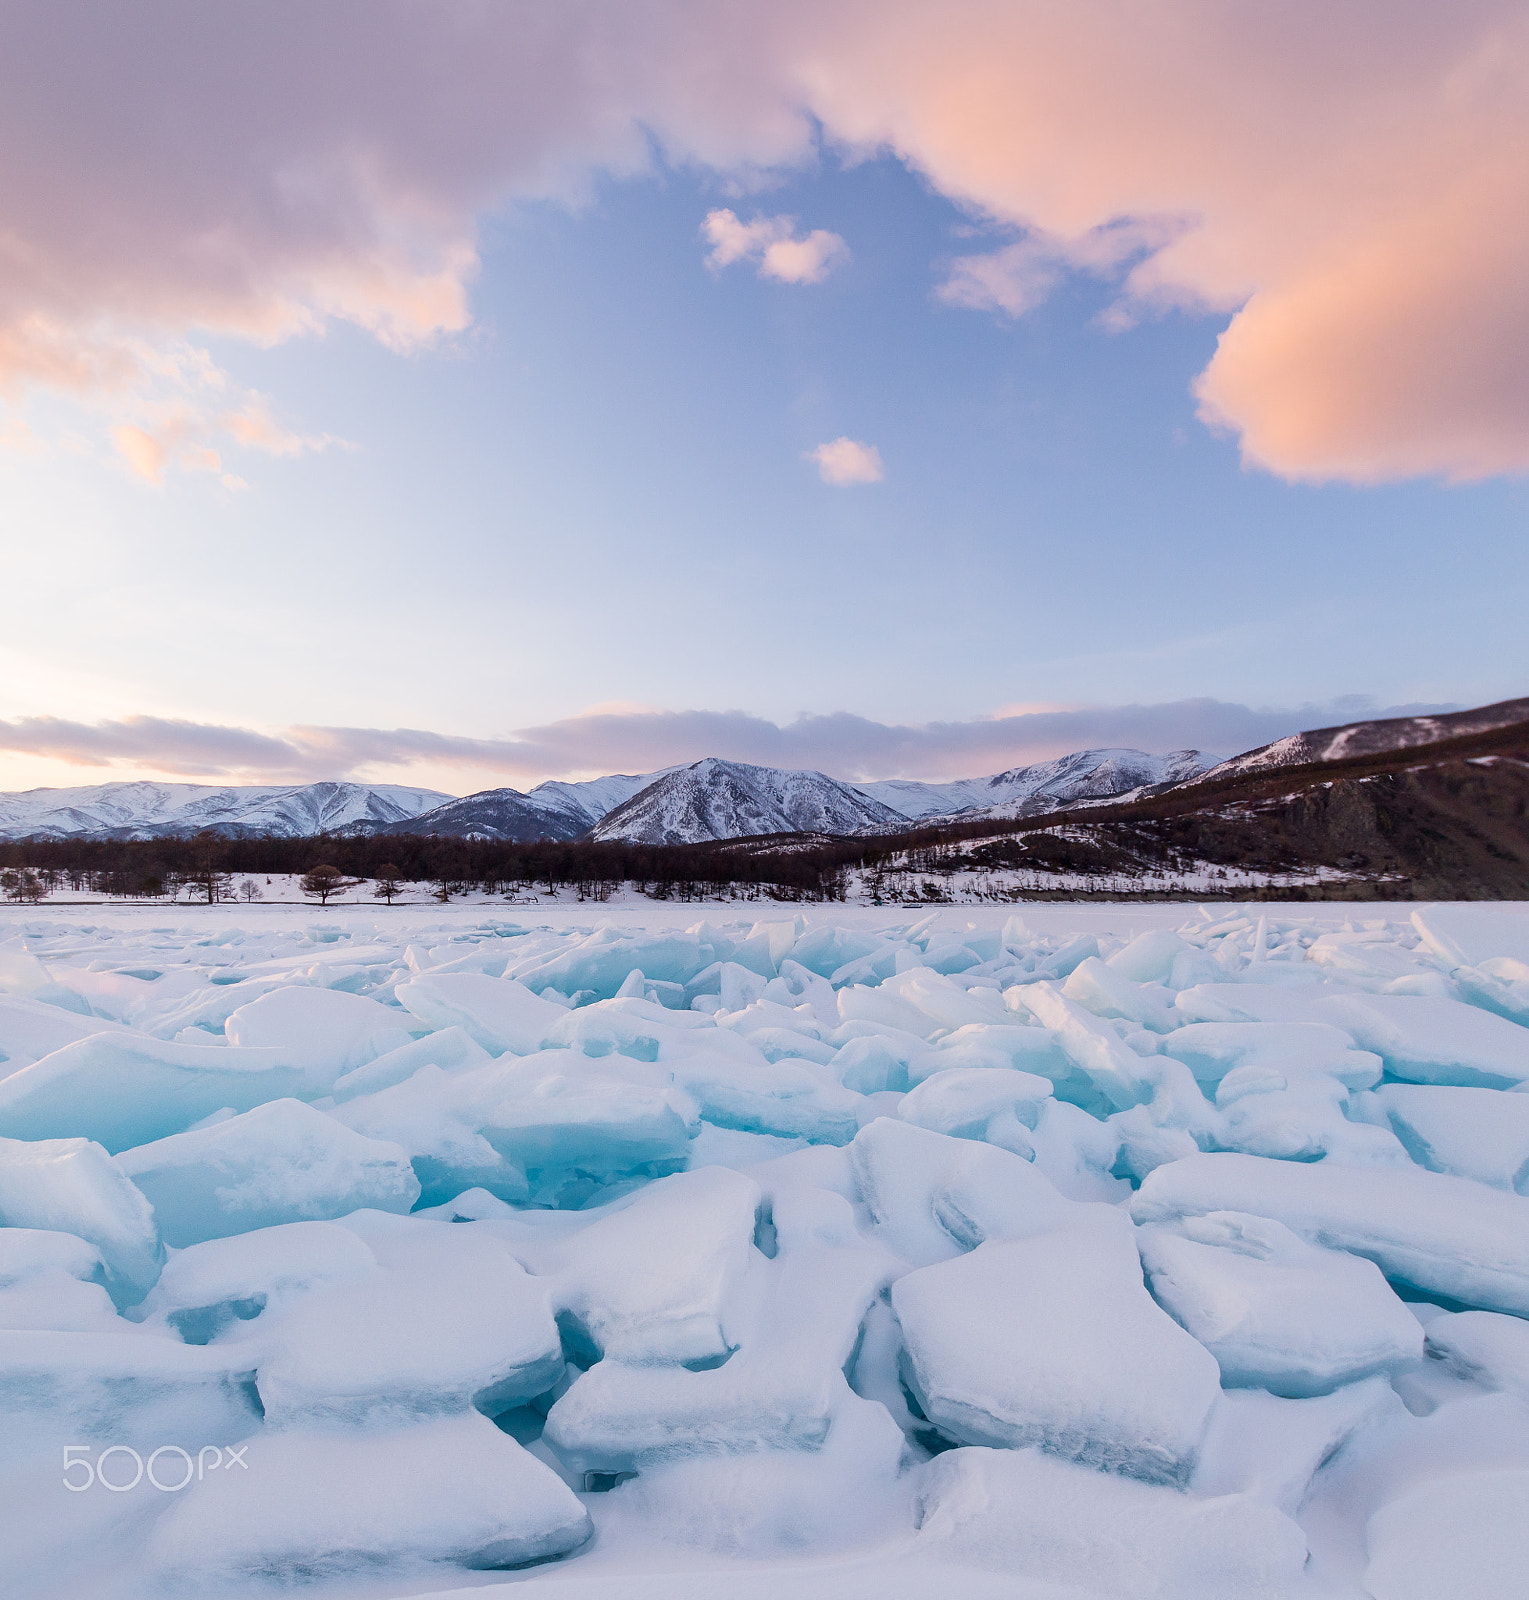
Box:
[0,807,1212,906]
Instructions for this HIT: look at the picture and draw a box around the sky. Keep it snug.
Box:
[0,2,1526,797]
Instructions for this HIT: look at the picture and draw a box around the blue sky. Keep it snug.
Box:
[1,7,1526,793]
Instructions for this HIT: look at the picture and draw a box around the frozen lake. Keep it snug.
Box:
[2,899,1528,1600]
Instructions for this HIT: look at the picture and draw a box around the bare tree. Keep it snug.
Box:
[373,864,405,904]
[238,878,263,903]
[301,864,348,905]
[2,868,47,903]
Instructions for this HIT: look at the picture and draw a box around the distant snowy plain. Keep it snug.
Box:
[2,898,1529,1600]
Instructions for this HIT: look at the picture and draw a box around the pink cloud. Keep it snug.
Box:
[0,3,1525,482]
[0,697,1458,789]
[808,437,884,485]
[703,208,850,283]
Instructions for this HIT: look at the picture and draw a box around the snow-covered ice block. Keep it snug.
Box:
[0,1227,118,1331]
[1192,1377,1404,1512]
[893,1207,1221,1483]
[223,985,414,1078]
[896,1065,1051,1154]
[1132,1151,1529,1316]
[544,1187,892,1475]
[1212,1063,1407,1166]
[149,1411,591,1577]
[0,1226,106,1288]
[0,1328,261,1468]
[0,1033,311,1152]
[0,1134,162,1304]
[393,972,568,1054]
[1318,992,1529,1088]
[1360,1083,1529,1191]
[140,1219,378,1343]
[1138,1211,1422,1395]
[1422,1310,1529,1401]
[595,1379,910,1558]
[531,1166,760,1364]
[116,1099,420,1247]
[1027,1098,1128,1202]
[329,1023,491,1101]
[916,1445,1308,1598]
[849,1118,1074,1268]
[1364,1467,1529,1600]
[255,1224,562,1425]
[1165,1021,1383,1091]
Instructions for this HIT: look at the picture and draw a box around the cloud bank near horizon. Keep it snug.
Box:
[0,3,1526,485]
[0,697,1462,794]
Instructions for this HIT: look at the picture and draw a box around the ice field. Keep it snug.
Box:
[3,899,1529,1600]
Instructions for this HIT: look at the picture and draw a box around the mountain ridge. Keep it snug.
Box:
[1,698,1519,845]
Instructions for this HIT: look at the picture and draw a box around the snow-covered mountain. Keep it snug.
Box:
[590,758,905,845]
[859,748,1216,822]
[380,773,660,843]
[1192,698,1527,785]
[0,780,451,840]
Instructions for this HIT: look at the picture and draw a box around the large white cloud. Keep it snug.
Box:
[0,2,1526,482]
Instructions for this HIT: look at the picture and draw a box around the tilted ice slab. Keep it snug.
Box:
[336,1048,694,1207]
[0,1033,312,1152]
[1138,1210,1423,1395]
[329,1023,491,1101]
[0,1133,162,1304]
[916,1446,1309,1600]
[0,994,117,1079]
[893,1207,1222,1484]
[116,1099,420,1246]
[393,972,569,1054]
[149,1411,591,1578]
[514,1166,761,1365]
[1132,1151,1529,1315]
[1176,985,1529,1088]
[1357,1083,1529,1191]
[1320,992,1529,1088]
[329,1064,531,1207]
[470,1051,694,1197]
